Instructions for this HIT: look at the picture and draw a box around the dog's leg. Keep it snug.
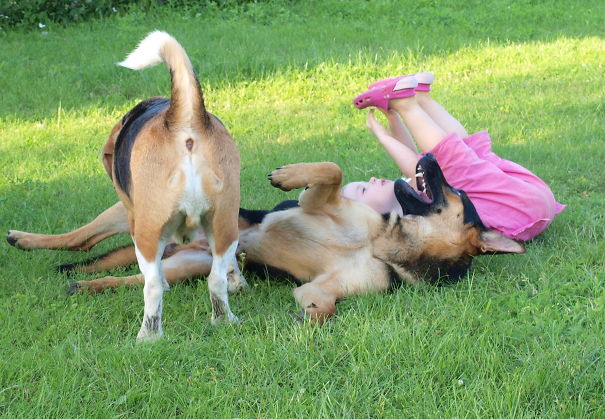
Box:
[58,245,137,274]
[203,211,246,325]
[7,202,129,251]
[268,162,343,212]
[58,240,209,275]
[70,247,214,294]
[132,225,169,342]
[226,243,248,294]
[207,239,241,324]
[69,273,145,295]
[293,273,343,324]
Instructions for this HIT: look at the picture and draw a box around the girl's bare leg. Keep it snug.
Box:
[389,96,447,153]
[366,110,419,179]
[415,91,468,138]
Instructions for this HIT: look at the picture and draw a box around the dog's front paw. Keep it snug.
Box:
[295,305,332,325]
[267,164,308,191]
[211,311,240,325]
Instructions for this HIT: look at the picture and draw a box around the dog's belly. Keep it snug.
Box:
[239,211,388,291]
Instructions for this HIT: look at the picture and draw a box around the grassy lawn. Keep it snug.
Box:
[1,0,604,416]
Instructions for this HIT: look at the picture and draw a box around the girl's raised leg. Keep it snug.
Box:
[389,95,447,153]
[415,91,468,138]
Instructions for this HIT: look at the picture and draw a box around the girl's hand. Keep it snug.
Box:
[366,109,390,139]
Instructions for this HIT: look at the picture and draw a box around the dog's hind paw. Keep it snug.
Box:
[6,231,17,246]
[136,328,163,343]
[67,282,82,296]
[6,230,28,250]
[227,272,249,293]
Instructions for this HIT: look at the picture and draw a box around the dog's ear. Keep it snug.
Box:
[477,230,525,254]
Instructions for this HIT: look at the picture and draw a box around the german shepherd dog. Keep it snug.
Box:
[8,154,525,324]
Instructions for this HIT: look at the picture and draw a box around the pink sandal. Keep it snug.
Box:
[415,72,434,92]
[368,71,434,92]
[353,75,418,111]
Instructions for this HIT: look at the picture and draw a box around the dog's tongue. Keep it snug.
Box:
[417,190,431,203]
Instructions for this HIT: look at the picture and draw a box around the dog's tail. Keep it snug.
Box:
[118,31,209,129]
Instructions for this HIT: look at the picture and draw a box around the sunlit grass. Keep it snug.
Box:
[1,1,604,417]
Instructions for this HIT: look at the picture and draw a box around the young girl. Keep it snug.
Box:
[341,72,565,241]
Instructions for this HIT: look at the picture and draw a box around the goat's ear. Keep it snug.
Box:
[478,230,525,254]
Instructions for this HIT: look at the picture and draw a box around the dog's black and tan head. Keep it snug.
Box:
[379,153,524,285]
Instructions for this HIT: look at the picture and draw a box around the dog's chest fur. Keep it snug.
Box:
[242,203,390,291]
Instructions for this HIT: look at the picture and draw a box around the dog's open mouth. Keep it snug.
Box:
[414,163,433,203]
[393,154,447,216]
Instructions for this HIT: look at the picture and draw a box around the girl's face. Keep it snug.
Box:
[341,177,402,215]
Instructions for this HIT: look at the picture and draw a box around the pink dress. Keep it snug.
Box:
[425,131,565,241]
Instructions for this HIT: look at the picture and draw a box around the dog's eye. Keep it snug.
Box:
[362,188,366,195]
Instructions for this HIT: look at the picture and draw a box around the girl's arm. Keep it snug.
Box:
[366,110,419,179]
[383,110,418,154]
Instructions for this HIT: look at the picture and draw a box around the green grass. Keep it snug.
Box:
[1,0,604,416]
